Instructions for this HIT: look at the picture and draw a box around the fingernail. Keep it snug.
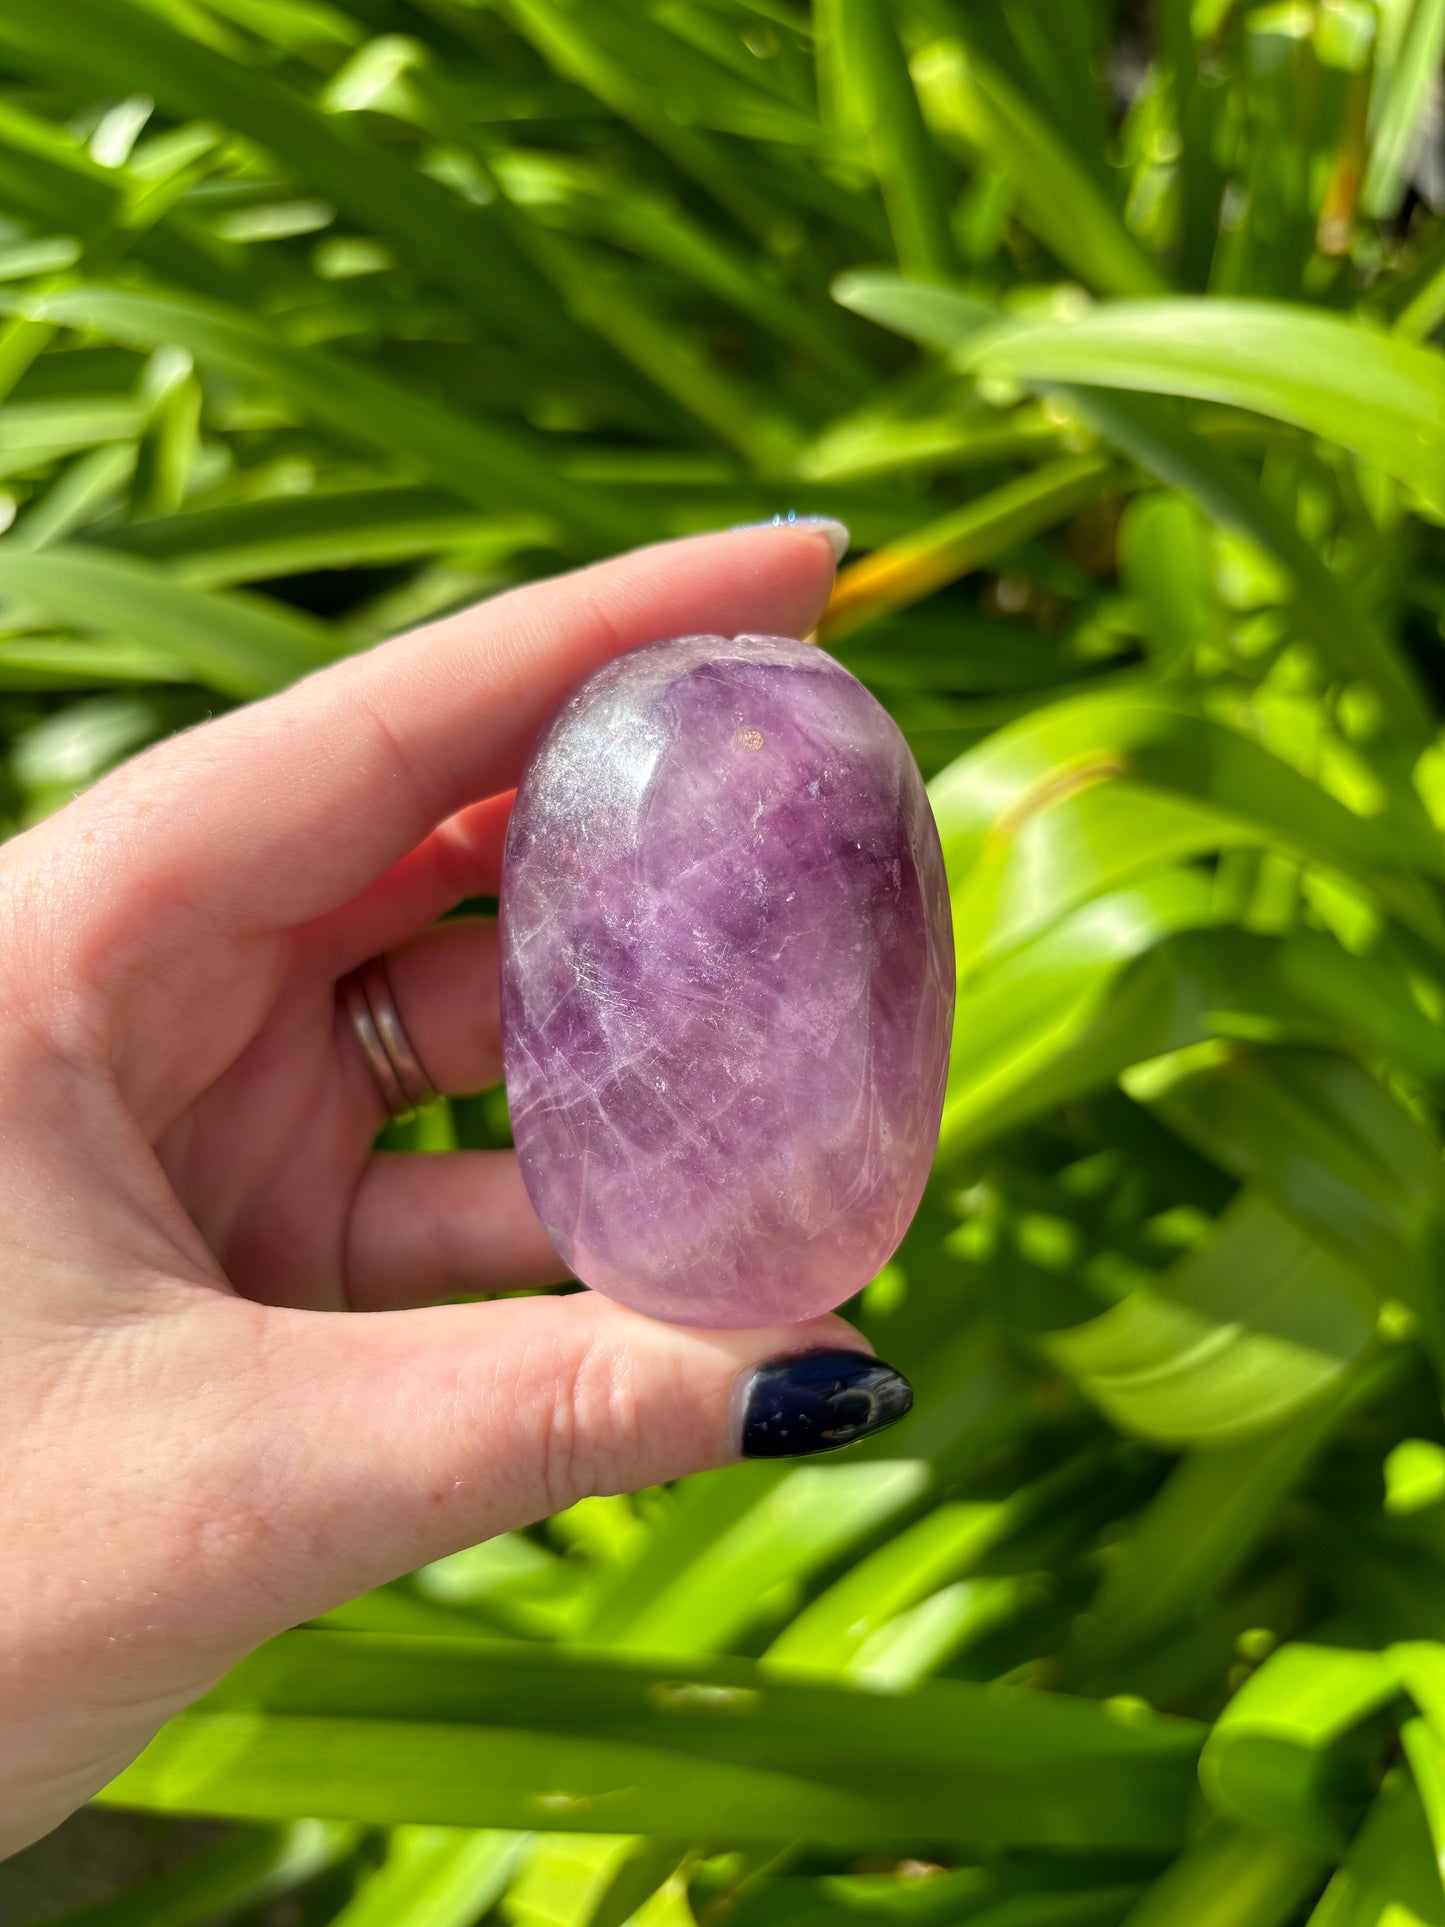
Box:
[732,512,850,564]
[736,1348,913,1458]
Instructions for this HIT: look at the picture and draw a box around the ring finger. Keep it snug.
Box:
[372,915,503,1102]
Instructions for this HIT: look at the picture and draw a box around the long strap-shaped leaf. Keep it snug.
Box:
[1201,1640,1417,1849]
[929,690,1445,958]
[500,0,777,241]
[6,285,639,548]
[820,453,1112,644]
[35,1821,357,1927]
[1054,384,1431,741]
[957,300,1445,514]
[1040,1188,1377,1449]
[913,40,1169,300]
[0,545,337,696]
[323,1828,529,1927]
[819,0,958,282]
[1076,1365,1385,1668]
[1120,1821,1327,1927]
[0,0,575,354]
[834,273,1430,732]
[99,1630,1205,1850]
[1362,0,1445,219]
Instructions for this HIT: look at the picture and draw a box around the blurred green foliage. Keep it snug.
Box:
[2,0,1445,1922]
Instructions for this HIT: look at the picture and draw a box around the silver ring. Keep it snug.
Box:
[340,955,439,1120]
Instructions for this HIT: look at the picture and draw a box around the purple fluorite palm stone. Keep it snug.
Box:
[499,634,954,1328]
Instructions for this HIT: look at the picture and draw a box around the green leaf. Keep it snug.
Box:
[1129,1046,1444,1290]
[820,454,1113,643]
[1306,1769,1445,1925]
[1042,1189,1377,1447]
[765,1453,1105,1675]
[912,40,1169,299]
[0,543,337,695]
[928,691,1445,973]
[1117,492,1217,671]
[0,634,189,688]
[1118,1822,1327,1927]
[98,1631,1205,1849]
[1362,0,1445,220]
[939,873,1215,1153]
[505,1835,685,1927]
[796,398,1061,484]
[1053,386,1430,738]
[822,0,957,281]
[499,0,777,240]
[510,223,799,467]
[96,488,549,587]
[13,444,138,552]
[1082,1367,1378,1662]
[1154,0,1229,290]
[1200,1643,1398,1849]
[728,1863,1148,1927]
[37,1821,357,1927]
[8,284,636,546]
[945,909,1445,1169]
[0,0,576,352]
[1395,228,1445,344]
[576,1460,929,1654]
[957,301,1445,513]
[323,1827,528,1927]
[0,396,143,453]
[496,150,866,388]
[832,270,996,352]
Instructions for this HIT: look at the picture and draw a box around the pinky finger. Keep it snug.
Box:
[344,1150,567,1312]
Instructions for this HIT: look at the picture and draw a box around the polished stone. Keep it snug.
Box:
[499,634,954,1327]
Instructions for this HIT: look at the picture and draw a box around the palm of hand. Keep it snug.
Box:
[151,841,540,1317]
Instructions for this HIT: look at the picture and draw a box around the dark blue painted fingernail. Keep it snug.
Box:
[736,1349,913,1458]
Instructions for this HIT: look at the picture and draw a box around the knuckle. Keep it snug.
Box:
[537,1333,641,1514]
[0,838,105,1066]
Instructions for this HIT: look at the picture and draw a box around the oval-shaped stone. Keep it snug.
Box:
[499,634,954,1327]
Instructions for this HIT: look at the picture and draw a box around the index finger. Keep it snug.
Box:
[69,522,844,934]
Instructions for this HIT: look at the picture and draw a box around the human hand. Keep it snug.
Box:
[0,525,912,1856]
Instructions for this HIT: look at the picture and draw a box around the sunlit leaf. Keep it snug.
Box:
[0,543,337,695]
[100,1631,1205,1848]
[957,301,1445,513]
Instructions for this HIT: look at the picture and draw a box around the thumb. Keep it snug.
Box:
[206,1290,912,1639]
[2,1288,909,1854]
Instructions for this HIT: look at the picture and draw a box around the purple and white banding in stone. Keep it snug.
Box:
[499,633,955,1328]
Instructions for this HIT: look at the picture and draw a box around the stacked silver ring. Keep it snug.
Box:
[339,955,439,1121]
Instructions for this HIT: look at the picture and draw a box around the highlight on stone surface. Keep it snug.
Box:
[499,634,955,1328]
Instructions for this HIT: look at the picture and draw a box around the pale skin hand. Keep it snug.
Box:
[0,526,868,1858]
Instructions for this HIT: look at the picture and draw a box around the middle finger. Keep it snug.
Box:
[371,917,503,1103]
